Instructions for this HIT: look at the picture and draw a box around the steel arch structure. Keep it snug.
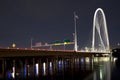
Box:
[92,8,110,52]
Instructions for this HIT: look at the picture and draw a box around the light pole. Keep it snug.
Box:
[74,12,78,52]
[31,38,33,49]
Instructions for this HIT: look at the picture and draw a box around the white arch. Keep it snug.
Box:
[92,8,110,52]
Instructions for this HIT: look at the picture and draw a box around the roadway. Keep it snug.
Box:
[0,47,110,58]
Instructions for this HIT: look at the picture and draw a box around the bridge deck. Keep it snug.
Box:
[0,48,110,58]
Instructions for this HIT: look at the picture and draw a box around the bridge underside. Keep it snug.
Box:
[0,48,110,58]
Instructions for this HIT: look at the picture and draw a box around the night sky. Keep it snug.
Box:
[0,0,119,49]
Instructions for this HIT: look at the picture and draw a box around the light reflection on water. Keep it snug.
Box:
[42,62,46,76]
[49,62,53,75]
[0,56,113,80]
[85,57,112,80]
[35,63,39,76]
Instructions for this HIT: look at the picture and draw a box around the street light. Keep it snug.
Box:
[12,43,16,48]
[31,38,33,49]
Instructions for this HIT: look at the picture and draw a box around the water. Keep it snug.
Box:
[0,56,114,80]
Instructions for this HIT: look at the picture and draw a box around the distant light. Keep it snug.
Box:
[12,43,16,48]
[64,42,67,44]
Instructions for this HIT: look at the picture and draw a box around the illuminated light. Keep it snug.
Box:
[35,63,39,76]
[12,43,16,48]
[98,57,109,62]
[94,57,98,62]
[43,62,46,76]
[7,71,12,79]
[64,39,71,44]
[64,42,71,45]
[55,43,61,46]
[54,40,61,45]
[91,58,94,70]
[74,58,79,63]
[58,60,64,71]
[58,60,62,65]
[113,58,117,62]
[64,42,67,44]
[85,57,90,70]
[85,47,89,52]
[11,67,15,78]
[49,62,52,68]
[92,8,110,53]
[23,65,27,76]
[81,58,84,63]
[102,57,109,62]
[94,57,110,62]
[49,62,53,75]
[81,58,85,70]
[85,57,90,63]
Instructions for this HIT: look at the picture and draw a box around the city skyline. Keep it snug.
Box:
[0,0,119,49]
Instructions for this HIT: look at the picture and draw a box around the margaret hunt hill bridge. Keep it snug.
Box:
[0,8,111,57]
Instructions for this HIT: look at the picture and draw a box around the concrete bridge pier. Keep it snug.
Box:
[2,59,6,78]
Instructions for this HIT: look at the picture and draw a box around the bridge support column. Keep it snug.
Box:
[53,58,57,75]
[39,58,42,76]
[46,58,48,75]
[2,59,5,78]
[32,58,35,77]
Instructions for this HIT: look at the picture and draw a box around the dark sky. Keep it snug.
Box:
[0,0,119,48]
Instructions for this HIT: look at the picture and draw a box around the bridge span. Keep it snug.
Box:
[0,48,110,58]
